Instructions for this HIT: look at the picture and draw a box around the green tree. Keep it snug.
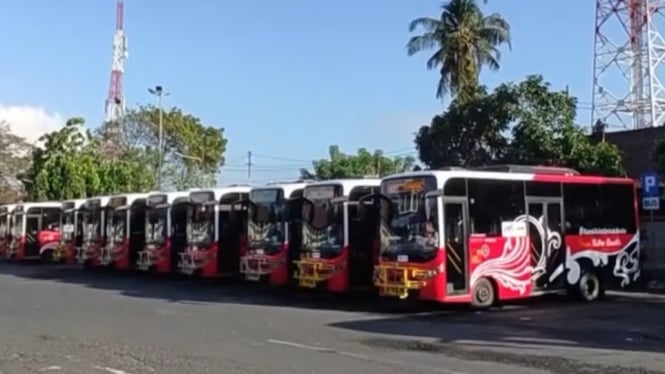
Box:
[0,121,32,203]
[407,0,511,101]
[301,145,416,180]
[25,117,156,201]
[415,75,625,176]
[97,105,227,189]
[25,118,92,201]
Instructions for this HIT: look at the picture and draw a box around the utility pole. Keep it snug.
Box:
[247,151,253,185]
[148,85,170,190]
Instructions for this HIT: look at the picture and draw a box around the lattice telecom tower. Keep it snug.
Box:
[104,0,128,123]
[592,0,665,130]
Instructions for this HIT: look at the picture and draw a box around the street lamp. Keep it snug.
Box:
[148,85,170,190]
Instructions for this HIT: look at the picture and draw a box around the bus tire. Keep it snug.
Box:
[577,271,603,302]
[472,278,496,309]
[40,250,53,263]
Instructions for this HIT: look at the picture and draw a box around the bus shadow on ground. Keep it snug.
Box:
[1,262,662,322]
[328,296,665,355]
[0,262,436,314]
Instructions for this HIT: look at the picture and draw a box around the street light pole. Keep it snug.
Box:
[148,85,170,190]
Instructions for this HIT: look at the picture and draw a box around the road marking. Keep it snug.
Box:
[39,366,62,371]
[93,365,132,374]
[266,339,334,352]
[338,351,370,359]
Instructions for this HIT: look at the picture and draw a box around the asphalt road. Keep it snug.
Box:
[0,263,662,374]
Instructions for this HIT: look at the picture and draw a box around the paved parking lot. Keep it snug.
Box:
[0,263,662,374]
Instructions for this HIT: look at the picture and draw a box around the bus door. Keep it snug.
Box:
[348,193,380,288]
[285,197,305,286]
[218,193,248,276]
[442,195,469,294]
[24,213,41,258]
[171,201,189,272]
[59,209,76,262]
[129,200,147,269]
[526,197,564,290]
[0,211,9,256]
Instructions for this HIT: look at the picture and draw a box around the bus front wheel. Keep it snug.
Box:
[472,278,496,309]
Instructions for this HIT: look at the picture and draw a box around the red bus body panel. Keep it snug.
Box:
[241,243,289,285]
[294,247,350,292]
[179,243,218,277]
[141,239,172,273]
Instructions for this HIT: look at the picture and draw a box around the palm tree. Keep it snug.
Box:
[407,0,511,101]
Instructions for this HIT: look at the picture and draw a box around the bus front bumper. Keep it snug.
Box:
[373,263,438,299]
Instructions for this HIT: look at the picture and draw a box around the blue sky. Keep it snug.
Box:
[0,0,594,184]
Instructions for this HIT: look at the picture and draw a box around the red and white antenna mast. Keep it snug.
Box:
[105,0,128,123]
[592,0,665,129]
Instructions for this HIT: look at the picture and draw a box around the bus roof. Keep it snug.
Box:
[252,182,308,198]
[109,192,150,205]
[189,186,251,201]
[305,178,381,196]
[85,196,112,206]
[382,168,635,189]
[14,201,62,210]
[62,199,86,209]
[148,190,191,204]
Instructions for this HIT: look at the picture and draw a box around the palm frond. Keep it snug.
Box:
[408,17,441,32]
[406,34,439,56]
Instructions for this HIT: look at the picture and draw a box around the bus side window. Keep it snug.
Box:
[468,179,525,237]
[600,183,636,233]
[563,183,602,234]
[42,208,60,231]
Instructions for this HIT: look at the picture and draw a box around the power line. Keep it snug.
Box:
[251,153,312,163]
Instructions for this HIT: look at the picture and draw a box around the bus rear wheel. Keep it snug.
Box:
[577,271,604,302]
[472,278,496,309]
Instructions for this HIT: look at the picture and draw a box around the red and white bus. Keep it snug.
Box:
[178,186,251,277]
[99,193,148,270]
[8,202,62,261]
[137,191,190,273]
[373,166,640,308]
[76,196,110,267]
[59,199,86,264]
[292,179,381,293]
[0,204,16,258]
[239,182,307,285]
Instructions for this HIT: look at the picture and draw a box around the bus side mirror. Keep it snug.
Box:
[424,191,442,221]
[377,195,396,223]
[356,193,376,221]
[285,198,303,221]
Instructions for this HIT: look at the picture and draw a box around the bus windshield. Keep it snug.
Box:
[188,204,214,247]
[81,209,102,243]
[11,214,23,237]
[106,208,126,244]
[0,213,8,237]
[61,211,75,241]
[145,207,167,245]
[301,198,343,257]
[247,193,285,255]
[380,177,439,262]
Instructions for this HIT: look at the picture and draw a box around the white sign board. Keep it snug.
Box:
[643,196,660,210]
[501,220,527,238]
